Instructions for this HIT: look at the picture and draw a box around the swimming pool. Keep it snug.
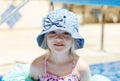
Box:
[0,76,2,81]
[90,61,120,81]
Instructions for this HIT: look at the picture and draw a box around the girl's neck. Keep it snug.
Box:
[47,51,73,64]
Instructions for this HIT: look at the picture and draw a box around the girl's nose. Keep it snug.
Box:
[55,34,63,41]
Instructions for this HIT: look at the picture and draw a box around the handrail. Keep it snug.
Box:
[0,0,30,25]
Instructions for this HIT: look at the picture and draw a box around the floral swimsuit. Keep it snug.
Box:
[37,60,80,81]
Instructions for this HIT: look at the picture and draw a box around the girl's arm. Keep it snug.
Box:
[78,58,91,81]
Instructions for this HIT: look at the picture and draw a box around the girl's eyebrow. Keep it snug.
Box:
[49,31,56,33]
[64,32,71,35]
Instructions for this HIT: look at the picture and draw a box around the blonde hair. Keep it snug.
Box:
[40,34,48,49]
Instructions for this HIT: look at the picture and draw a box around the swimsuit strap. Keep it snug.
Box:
[44,60,47,74]
[44,53,49,74]
[72,59,75,71]
[71,53,76,71]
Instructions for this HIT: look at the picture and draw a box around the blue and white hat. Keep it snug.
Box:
[37,9,84,49]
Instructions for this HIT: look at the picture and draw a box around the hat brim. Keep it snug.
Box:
[37,27,84,49]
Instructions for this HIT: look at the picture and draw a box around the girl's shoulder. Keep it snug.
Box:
[74,55,90,72]
[31,54,46,66]
[30,54,46,80]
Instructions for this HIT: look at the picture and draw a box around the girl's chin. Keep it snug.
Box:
[53,47,66,51]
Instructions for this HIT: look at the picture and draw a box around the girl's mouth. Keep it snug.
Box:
[54,43,64,46]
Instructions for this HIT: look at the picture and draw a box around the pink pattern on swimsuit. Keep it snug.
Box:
[38,60,80,81]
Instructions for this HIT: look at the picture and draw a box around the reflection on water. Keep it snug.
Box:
[90,61,120,81]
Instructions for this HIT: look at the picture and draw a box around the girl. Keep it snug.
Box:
[30,9,91,81]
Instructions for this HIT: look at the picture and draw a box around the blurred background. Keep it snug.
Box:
[0,0,120,78]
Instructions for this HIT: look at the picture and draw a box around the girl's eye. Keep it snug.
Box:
[48,31,71,37]
[63,32,71,38]
[49,31,56,34]
[64,32,71,36]
[48,31,56,36]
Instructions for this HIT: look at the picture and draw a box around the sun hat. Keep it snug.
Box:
[37,8,84,49]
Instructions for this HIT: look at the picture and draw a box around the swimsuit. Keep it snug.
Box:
[37,60,80,81]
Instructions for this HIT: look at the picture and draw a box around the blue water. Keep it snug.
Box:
[0,61,120,81]
[90,61,120,81]
[0,76,2,81]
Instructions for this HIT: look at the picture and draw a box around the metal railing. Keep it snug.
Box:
[0,0,30,25]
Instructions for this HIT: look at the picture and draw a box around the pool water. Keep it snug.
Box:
[0,76,2,81]
[90,61,120,81]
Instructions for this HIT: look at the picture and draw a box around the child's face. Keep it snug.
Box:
[47,30,73,52]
